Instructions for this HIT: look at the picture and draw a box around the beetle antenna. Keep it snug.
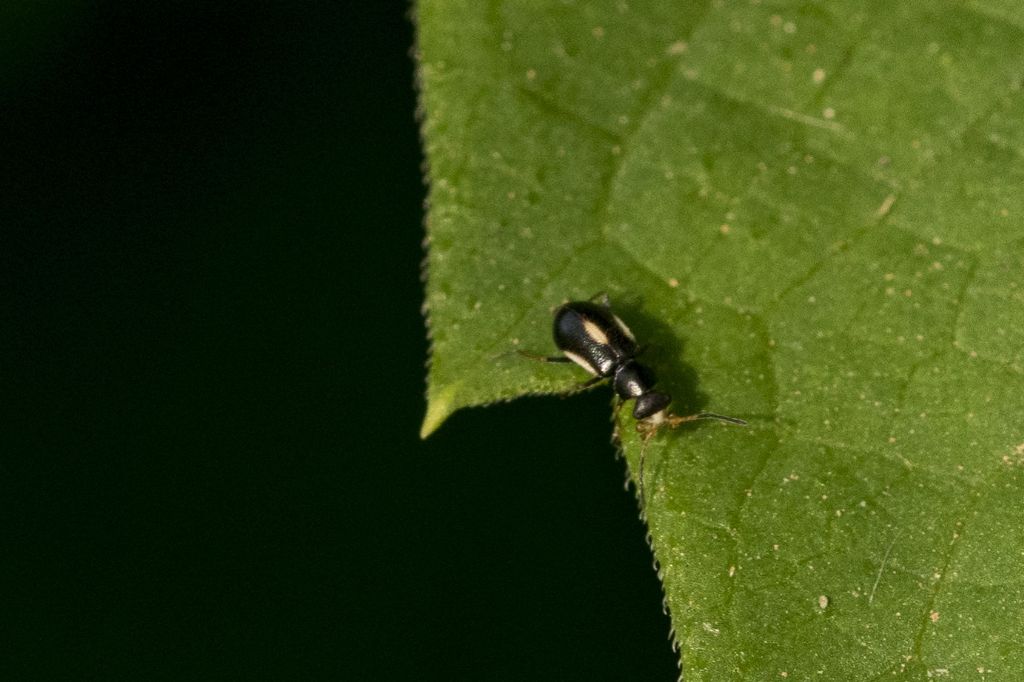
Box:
[634,411,744,510]
[666,411,747,427]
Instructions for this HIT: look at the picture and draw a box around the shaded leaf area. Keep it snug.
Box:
[418,1,1024,678]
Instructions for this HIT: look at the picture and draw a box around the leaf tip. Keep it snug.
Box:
[419,384,457,439]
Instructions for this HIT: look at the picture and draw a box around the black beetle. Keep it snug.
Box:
[521,296,746,501]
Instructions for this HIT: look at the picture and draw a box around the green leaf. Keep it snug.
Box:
[416,1,1024,677]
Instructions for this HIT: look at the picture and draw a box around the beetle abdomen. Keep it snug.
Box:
[553,301,637,377]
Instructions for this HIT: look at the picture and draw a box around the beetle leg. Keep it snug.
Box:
[576,375,606,390]
[636,423,658,511]
[609,397,625,446]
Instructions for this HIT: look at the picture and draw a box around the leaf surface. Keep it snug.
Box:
[417,1,1024,677]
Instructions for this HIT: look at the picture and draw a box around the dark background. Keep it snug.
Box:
[5,3,677,679]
